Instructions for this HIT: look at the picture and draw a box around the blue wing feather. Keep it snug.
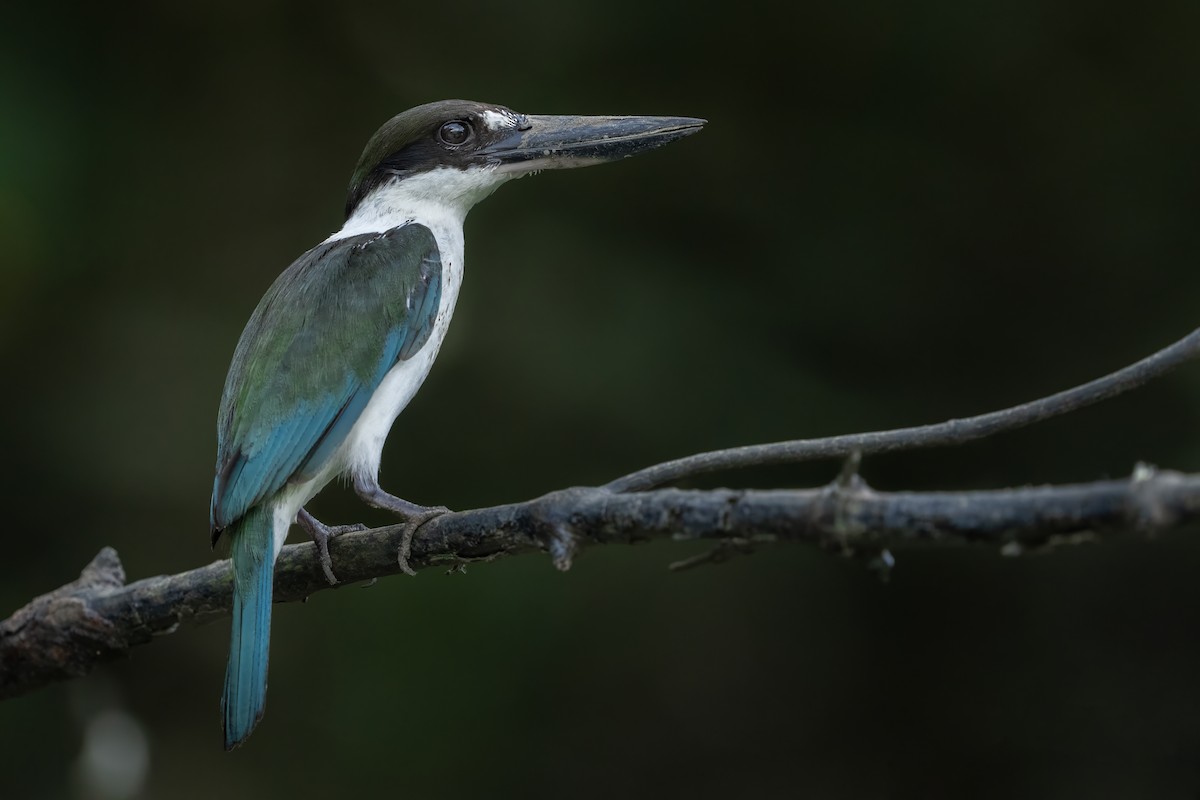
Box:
[292,324,409,481]
[210,223,442,533]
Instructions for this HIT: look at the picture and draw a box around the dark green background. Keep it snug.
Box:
[4,2,1200,797]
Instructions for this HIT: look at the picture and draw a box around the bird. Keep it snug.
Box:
[208,99,704,749]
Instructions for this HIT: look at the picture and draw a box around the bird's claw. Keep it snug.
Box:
[310,528,339,586]
[297,508,368,586]
[396,506,450,577]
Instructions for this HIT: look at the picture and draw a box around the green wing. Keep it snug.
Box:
[210,223,441,534]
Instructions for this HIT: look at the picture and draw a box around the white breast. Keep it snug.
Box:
[266,166,513,556]
[327,167,512,484]
[341,215,463,483]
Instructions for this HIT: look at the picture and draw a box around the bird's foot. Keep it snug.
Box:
[297,507,368,585]
[394,506,450,577]
[349,475,451,577]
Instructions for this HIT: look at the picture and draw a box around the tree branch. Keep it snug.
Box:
[5,327,1199,702]
[4,467,1200,701]
[605,326,1200,492]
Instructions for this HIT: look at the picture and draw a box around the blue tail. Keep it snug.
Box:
[222,505,275,750]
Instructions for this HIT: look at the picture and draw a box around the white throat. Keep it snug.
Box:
[327,165,512,243]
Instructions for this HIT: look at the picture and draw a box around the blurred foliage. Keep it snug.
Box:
[3,1,1200,797]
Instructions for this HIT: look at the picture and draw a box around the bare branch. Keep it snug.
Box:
[604,327,1200,492]
[4,468,1199,701]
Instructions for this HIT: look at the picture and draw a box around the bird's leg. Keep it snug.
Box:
[351,474,449,577]
[296,507,368,585]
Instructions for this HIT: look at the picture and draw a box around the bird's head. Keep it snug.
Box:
[345,99,704,220]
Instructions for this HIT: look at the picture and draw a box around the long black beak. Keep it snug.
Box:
[478,114,705,173]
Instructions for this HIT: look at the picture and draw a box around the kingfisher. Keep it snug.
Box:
[209,99,704,748]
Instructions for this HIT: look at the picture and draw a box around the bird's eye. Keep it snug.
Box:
[438,120,472,146]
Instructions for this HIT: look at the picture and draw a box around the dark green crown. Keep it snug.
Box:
[345,99,523,218]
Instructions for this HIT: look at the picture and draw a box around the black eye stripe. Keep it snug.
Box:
[438,120,472,146]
